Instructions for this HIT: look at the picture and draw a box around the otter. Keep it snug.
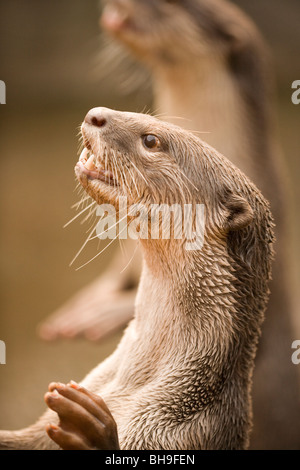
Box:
[0,108,274,450]
[38,0,299,448]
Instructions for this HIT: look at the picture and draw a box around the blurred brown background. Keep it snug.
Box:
[0,0,299,432]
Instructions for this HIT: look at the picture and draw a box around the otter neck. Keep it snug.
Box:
[152,59,255,178]
[135,239,244,366]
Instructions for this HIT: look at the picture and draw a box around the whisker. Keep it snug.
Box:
[75,222,130,271]
[161,115,193,122]
[89,212,129,242]
[130,161,149,186]
[151,110,169,119]
[93,34,151,95]
[80,205,98,225]
[71,195,91,210]
[120,241,139,275]
[127,166,140,197]
[74,182,82,192]
[112,150,132,198]
[86,215,100,234]
[122,166,134,198]
[187,129,211,135]
[110,150,121,189]
[177,167,199,192]
[64,201,96,228]
[140,104,150,115]
[69,222,98,267]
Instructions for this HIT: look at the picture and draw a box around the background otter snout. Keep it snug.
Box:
[84,107,109,128]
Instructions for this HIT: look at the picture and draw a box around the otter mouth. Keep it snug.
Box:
[76,147,118,187]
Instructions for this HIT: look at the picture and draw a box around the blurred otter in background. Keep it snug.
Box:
[39,0,300,449]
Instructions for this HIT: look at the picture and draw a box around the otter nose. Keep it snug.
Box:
[84,108,108,128]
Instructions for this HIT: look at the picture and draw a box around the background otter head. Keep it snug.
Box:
[100,0,271,146]
[101,0,268,73]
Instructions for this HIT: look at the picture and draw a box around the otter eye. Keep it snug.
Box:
[143,134,161,150]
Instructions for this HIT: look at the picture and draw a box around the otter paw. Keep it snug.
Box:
[44,381,119,450]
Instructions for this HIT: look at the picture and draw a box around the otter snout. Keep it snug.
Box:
[84,107,110,129]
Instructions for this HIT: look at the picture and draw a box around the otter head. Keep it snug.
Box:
[100,0,265,71]
[77,106,200,209]
[76,108,273,270]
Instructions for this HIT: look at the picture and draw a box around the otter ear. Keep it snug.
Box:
[224,194,254,232]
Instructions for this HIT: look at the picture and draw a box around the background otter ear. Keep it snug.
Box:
[224,195,254,232]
